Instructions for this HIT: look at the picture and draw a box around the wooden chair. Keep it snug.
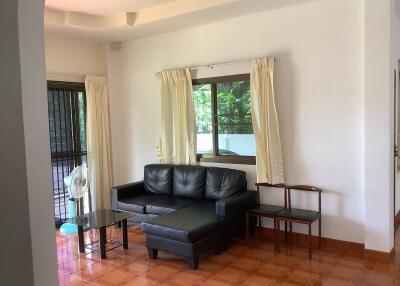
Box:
[246,183,287,250]
[276,185,322,259]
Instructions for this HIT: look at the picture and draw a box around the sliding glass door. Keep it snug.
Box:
[47,81,88,226]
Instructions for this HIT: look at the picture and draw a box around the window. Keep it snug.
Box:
[47,81,89,226]
[193,74,256,164]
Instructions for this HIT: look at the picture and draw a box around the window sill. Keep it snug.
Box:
[198,155,256,165]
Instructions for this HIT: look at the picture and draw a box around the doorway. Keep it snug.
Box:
[47,81,90,227]
[395,62,400,234]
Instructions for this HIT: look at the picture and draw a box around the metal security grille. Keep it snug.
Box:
[47,81,88,227]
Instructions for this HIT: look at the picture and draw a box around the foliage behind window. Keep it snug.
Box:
[217,80,252,134]
[193,75,256,159]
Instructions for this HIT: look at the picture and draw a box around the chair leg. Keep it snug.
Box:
[246,212,250,240]
[276,218,280,253]
[308,222,312,259]
[319,217,322,249]
[258,216,262,235]
[273,217,277,252]
[289,222,293,243]
[285,221,288,242]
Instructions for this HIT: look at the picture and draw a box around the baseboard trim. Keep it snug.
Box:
[258,227,394,262]
[364,247,395,263]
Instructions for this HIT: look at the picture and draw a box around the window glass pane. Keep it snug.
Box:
[217,80,256,156]
[217,125,256,156]
[193,84,213,154]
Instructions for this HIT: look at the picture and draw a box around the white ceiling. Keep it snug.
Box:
[45,0,181,16]
[44,0,317,43]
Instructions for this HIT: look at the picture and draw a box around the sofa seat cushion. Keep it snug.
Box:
[277,208,320,221]
[117,194,170,214]
[146,196,198,215]
[142,201,224,243]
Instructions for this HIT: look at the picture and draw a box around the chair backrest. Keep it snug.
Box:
[286,185,322,213]
[255,182,287,207]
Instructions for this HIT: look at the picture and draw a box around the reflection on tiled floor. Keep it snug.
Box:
[57,224,400,286]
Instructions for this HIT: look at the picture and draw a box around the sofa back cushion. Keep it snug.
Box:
[205,167,246,200]
[173,165,206,199]
[144,164,173,195]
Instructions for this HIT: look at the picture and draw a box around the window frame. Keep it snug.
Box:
[193,74,256,165]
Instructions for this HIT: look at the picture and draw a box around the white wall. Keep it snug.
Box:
[361,0,400,253]
[108,0,365,244]
[0,1,35,285]
[0,0,58,285]
[20,2,59,285]
[392,0,400,217]
[364,0,394,252]
[45,32,107,82]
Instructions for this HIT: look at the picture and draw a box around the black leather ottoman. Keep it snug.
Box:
[142,201,225,270]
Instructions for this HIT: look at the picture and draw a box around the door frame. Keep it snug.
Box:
[394,61,400,234]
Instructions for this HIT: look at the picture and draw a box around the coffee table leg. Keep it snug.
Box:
[122,219,128,249]
[99,226,107,259]
[78,225,85,253]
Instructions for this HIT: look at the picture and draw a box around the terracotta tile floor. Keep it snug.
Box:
[57,224,400,286]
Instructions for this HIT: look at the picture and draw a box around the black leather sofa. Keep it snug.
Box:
[112,164,257,269]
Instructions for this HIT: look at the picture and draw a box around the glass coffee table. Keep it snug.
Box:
[67,209,134,259]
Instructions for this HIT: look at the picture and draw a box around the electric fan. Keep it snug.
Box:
[60,165,89,235]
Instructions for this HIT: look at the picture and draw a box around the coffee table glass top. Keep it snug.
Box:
[67,209,134,229]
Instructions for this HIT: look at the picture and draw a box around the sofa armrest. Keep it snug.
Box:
[215,190,257,238]
[111,181,145,210]
[215,190,257,217]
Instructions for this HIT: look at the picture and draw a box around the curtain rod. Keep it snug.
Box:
[189,60,250,71]
[157,56,275,74]
[47,71,106,77]
[189,56,276,71]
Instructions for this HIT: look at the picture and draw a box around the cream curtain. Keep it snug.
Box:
[85,76,114,210]
[156,69,197,165]
[250,58,284,184]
